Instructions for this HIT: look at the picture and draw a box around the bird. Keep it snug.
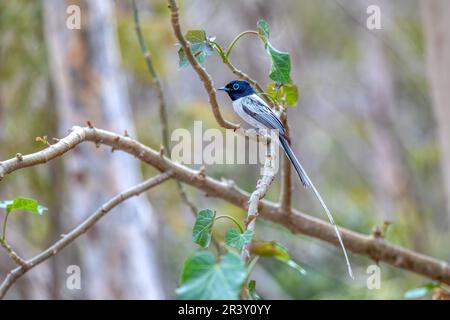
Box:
[218,79,354,279]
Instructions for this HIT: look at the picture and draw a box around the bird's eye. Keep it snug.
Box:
[232,83,240,90]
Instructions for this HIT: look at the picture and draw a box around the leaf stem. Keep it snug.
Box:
[225,30,259,58]
[211,42,226,61]
[215,215,243,233]
[1,211,10,242]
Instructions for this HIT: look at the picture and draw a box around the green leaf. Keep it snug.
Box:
[283,83,298,106]
[250,241,306,275]
[192,209,216,248]
[248,280,261,300]
[256,19,270,42]
[266,43,291,84]
[256,20,291,84]
[176,251,246,300]
[178,30,213,69]
[266,82,280,100]
[0,197,47,215]
[224,228,253,250]
[266,82,298,106]
[186,30,207,43]
[177,49,189,69]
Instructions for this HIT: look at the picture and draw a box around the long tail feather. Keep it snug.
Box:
[279,137,310,188]
[279,135,354,279]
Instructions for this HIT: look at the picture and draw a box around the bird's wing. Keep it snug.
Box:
[241,96,286,135]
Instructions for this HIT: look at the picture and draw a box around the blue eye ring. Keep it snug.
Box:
[232,83,240,90]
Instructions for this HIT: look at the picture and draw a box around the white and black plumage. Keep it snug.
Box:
[219,80,353,279]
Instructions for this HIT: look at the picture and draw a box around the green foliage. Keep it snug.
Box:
[250,241,306,275]
[192,209,216,248]
[283,83,299,106]
[224,228,253,250]
[248,280,261,300]
[178,30,214,68]
[256,20,270,42]
[176,251,246,300]
[35,135,50,146]
[0,197,47,215]
[256,19,291,84]
[266,82,299,107]
[404,282,440,299]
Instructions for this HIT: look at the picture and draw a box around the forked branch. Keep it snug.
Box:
[1,126,449,289]
[0,171,173,298]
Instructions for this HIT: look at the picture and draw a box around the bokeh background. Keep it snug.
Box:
[1,0,449,299]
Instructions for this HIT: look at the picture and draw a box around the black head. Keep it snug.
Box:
[218,80,255,101]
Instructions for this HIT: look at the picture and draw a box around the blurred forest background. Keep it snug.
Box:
[1,0,449,299]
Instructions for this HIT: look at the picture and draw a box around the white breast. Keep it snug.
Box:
[232,95,267,130]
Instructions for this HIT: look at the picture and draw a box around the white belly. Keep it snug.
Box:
[232,96,267,130]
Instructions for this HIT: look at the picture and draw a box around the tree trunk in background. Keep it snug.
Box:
[43,0,163,298]
[421,0,450,227]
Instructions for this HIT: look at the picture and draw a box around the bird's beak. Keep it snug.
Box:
[217,87,229,92]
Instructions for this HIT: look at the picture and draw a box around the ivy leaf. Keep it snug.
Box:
[248,280,261,300]
[266,44,291,84]
[176,251,246,300]
[178,30,213,69]
[266,82,281,100]
[250,241,306,275]
[192,209,216,248]
[283,83,298,106]
[404,282,440,299]
[0,197,47,215]
[256,19,291,84]
[256,19,270,42]
[266,82,298,106]
[224,228,253,250]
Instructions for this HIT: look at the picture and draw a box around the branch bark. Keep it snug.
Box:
[279,110,292,212]
[0,171,173,299]
[241,138,276,261]
[167,0,238,130]
[132,0,198,215]
[1,126,449,285]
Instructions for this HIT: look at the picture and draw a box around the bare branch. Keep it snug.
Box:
[241,138,276,261]
[0,240,27,267]
[222,59,264,94]
[132,0,170,150]
[0,171,173,299]
[222,59,274,108]
[167,0,239,130]
[132,0,197,215]
[1,126,450,285]
[279,110,292,212]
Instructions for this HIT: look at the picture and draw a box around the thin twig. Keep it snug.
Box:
[132,0,197,215]
[132,0,169,150]
[167,0,238,130]
[1,126,449,285]
[279,110,292,212]
[221,59,275,108]
[225,30,259,58]
[0,240,27,267]
[222,59,265,94]
[0,171,173,299]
